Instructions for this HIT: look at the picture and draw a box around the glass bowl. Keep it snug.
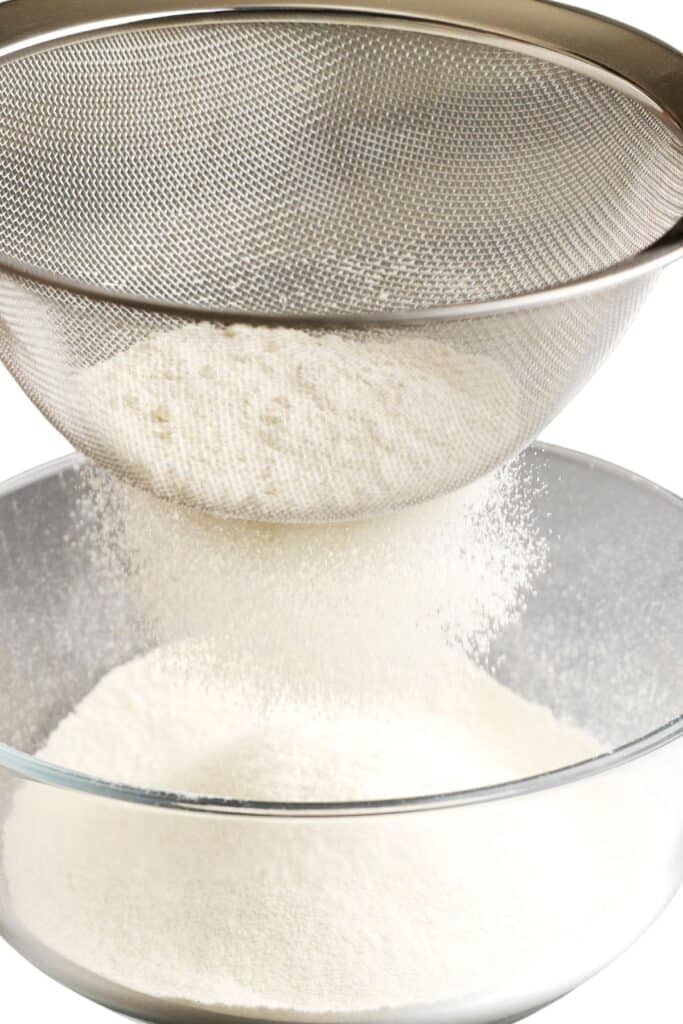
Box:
[0,445,682,1024]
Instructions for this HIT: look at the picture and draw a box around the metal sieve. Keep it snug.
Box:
[0,0,681,521]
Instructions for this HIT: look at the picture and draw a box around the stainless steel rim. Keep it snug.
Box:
[0,0,680,327]
[0,446,681,818]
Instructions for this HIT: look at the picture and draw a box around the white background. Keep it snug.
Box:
[0,0,682,1020]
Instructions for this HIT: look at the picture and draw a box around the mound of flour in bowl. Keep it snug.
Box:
[4,633,613,1017]
[80,321,521,521]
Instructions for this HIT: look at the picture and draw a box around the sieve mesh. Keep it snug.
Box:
[0,18,681,520]
[0,22,681,313]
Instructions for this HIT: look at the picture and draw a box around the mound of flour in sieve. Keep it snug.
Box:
[5,635,655,1019]
[79,321,521,521]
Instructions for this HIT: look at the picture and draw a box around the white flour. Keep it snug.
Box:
[86,457,547,660]
[6,314,639,1016]
[81,321,520,521]
[5,634,622,1017]
[3,638,601,799]
[4,459,660,1019]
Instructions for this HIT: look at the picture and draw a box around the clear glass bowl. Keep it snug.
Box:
[0,446,681,1024]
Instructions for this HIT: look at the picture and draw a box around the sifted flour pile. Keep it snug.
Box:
[4,633,618,1018]
[3,638,601,799]
[80,321,521,521]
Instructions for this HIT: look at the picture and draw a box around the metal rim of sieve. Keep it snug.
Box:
[0,0,681,327]
[0,448,681,819]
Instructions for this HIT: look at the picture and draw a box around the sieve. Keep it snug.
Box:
[0,0,681,522]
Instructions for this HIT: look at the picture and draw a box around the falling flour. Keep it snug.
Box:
[80,321,521,521]
[4,633,620,1018]
[83,456,547,660]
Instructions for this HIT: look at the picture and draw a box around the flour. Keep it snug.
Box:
[4,466,659,1019]
[4,638,602,799]
[85,456,547,660]
[6,317,641,1017]
[80,321,521,522]
[5,634,627,1018]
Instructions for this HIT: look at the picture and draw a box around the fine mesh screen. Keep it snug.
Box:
[0,22,680,312]
[0,19,681,520]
